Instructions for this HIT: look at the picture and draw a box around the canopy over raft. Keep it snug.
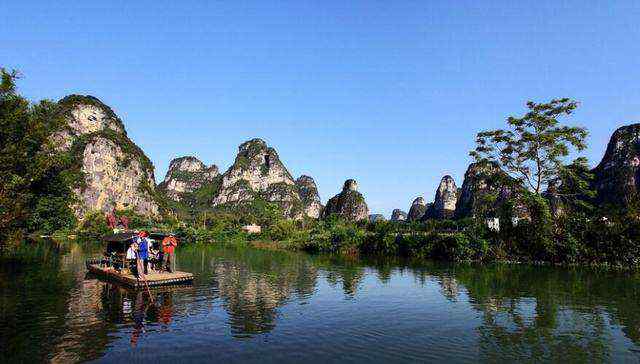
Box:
[86,231,194,288]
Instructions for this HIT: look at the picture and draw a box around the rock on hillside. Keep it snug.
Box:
[322,179,369,221]
[425,175,458,220]
[369,214,386,223]
[212,138,319,219]
[455,162,509,219]
[593,123,640,207]
[159,156,219,201]
[52,95,159,218]
[390,209,407,222]
[295,175,323,218]
[407,197,428,221]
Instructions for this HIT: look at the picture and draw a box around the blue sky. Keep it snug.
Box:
[2,1,639,216]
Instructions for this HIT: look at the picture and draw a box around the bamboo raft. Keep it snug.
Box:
[86,258,194,288]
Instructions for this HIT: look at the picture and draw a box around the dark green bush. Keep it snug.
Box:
[75,211,110,237]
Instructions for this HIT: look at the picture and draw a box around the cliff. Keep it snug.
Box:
[322,179,369,221]
[407,197,428,221]
[390,209,408,222]
[454,162,505,219]
[52,95,159,218]
[369,214,386,223]
[159,156,219,201]
[295,175,323,219]
[425,175,458,220]
[212,138,319,219]
[593,123,640,208]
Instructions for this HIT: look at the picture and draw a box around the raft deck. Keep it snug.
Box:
[86,260,194,288]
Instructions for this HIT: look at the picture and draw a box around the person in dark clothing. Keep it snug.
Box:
[136,231,150,276]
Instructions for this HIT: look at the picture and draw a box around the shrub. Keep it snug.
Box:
[429,233,473,261]
[26,196,76,235]
[76,211,110,237]
[267,219,298,241]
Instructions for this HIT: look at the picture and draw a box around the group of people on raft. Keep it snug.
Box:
[125,231,178,278]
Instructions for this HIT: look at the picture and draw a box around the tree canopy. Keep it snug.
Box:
[470,98,588,195]
[0,69,76,241]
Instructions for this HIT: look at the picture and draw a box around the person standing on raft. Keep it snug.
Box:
[136,231,150,276]
[126,241,139,277]
[162,233,178,273]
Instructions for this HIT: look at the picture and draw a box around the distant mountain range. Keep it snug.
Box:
[55,95,640,221]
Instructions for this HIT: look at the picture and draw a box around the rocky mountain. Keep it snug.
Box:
[51,95,159,218]
[322,179,369,221]
[454,163,504,219]
[593,123,640,208]
[425,175,458,220]
[369,214,386,223]
[407,197,428,221]
[159,156,219,201]
[295,175,323,219]
[390,209,407,222]
[212,138,319,219]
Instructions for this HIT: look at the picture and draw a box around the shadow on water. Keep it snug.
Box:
[1,239,639,363]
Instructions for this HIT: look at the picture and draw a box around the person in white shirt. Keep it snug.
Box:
[126,242,138,277]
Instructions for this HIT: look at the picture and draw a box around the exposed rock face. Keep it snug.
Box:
[51,95,125,152]
[213,138,315,219]
[435,176,458,213]
[322,179,369,221]
[593,123,640,207]
[390,209,408,222]
[295,175,323,219]
[53,95,159,218]
[425,175,458,219]
[369,214,386,223]
[454,162,505,219]
[407,197,428,221]
[343,179,358,192]
[159,156,219,201]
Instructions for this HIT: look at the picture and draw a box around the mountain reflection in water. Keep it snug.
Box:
[1,240,639,363]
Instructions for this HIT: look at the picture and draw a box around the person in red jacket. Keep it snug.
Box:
[162,234,178,273]
[106,210,117,229]
[119,215,130,230]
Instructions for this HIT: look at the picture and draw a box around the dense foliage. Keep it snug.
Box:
[0,69,78,242]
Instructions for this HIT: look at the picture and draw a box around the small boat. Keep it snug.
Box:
[86,231,194,288]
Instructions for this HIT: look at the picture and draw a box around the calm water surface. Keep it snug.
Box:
[1,240,640,363]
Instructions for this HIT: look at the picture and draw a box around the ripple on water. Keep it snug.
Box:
[2,241,640,363]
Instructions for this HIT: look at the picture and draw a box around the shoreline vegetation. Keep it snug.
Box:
[2,68,640,269]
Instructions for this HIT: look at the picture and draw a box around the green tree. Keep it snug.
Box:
[0,68,76,240]
[471,98,588,195]
[547,157,596,215]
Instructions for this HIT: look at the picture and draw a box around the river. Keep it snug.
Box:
[1,239,639,363]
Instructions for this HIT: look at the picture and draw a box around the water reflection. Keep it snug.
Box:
[1,240,639,363]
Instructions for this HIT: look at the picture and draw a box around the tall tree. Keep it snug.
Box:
[547,157,596,215]
[0,68,75,240]
[470,98,588,195]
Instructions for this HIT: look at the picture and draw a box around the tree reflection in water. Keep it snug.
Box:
[1,240,639,362]
[423,264,640,361]
[205,246,320,337]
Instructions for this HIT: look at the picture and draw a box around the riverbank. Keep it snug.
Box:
[9,199,639,270]
[229,214,640,269]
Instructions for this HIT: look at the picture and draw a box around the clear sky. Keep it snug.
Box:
[2,1,639,216]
